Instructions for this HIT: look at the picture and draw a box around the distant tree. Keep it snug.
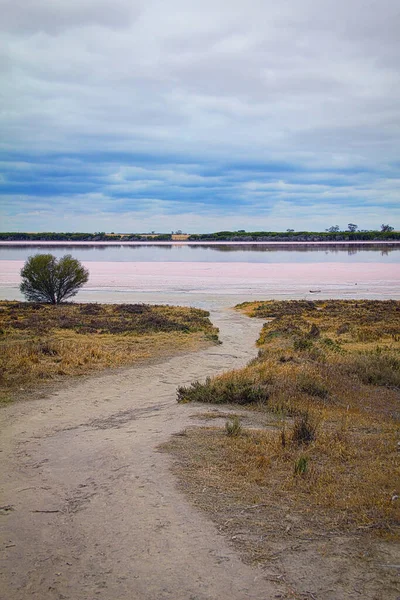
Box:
[20,254,89,304]
[381,224,394,232]
[347,223,358,232]
[326,225,340,233]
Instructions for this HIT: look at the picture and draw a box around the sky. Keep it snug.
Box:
[0,0,399,233]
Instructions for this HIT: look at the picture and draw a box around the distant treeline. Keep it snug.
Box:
[188,230,400,241]
[0,232,172,241]
[0,230,399,242]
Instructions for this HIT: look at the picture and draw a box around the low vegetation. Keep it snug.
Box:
[0,301,218,403]
[175,300,400,535]
[0,232,172,241]
[1,228,398,242]
[188,229,400,241]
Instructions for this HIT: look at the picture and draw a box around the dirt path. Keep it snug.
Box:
[0,309,279,600]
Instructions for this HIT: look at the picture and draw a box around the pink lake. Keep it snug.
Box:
[1,259,399,310]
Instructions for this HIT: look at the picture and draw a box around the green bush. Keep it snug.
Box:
[20,254,89,304]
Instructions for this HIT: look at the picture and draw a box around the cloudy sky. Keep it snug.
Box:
[1,0,399,233]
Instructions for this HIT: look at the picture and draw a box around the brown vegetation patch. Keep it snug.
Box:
[168,300,400,597]
[176,300,400,529]
[0,301,218,402]
[164,421,400,599]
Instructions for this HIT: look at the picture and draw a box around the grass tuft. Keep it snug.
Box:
[294,455,308,476]
[225,415,242,436]
[291,412,318,445]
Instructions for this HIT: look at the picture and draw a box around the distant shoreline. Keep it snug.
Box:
[1,240,399,247]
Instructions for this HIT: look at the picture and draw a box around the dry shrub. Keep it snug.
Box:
[291,412,318,445]
[177,370,271,405]
[345,348,400,388]
[0,301,216,335]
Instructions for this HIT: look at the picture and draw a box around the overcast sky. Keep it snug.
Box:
[1,0,399,232]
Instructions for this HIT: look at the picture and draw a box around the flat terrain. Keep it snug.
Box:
[1,301,399,599]
[0,308,276,600]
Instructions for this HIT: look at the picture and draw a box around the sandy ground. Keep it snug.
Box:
[0,308,283,600]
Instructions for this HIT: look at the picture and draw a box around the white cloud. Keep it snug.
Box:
[0,0,399,230]
[1,0,399,158]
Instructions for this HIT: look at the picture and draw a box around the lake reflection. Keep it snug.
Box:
[0,243,399,263]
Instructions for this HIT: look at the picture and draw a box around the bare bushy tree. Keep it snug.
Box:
[20,254,89,304]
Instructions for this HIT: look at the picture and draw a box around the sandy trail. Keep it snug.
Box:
[0,308,278,600]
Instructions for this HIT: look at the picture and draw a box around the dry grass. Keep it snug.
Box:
[165,420,398,530]
[0,301,219,402]
[174,300,400,535]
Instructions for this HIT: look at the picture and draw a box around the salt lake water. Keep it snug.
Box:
[1,242,399,310]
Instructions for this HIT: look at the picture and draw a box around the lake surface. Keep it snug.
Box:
[1,242,399,309]
[1,242,399,263]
